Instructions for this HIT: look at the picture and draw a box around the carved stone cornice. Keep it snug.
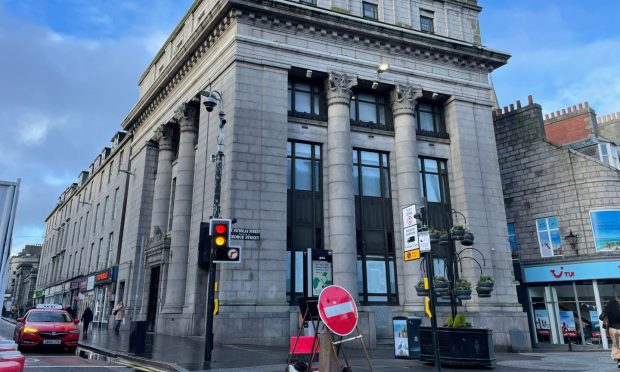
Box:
[326,71,358,105]
[390,84,423,117]
[173,100,200,133]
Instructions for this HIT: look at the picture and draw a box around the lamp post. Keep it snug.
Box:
[198,90,226,363]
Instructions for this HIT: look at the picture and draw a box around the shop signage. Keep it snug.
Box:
[79,277,88,292]
[231,228,260,241]
[523,260,620,283]
[87,276,95,291]
[35,290,44,298]
[70,280,80,290]
[95,269,113,285]
[318,285,358,336]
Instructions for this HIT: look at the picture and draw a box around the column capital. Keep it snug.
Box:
[153,123,174,151]
[325,71,358,105]
[390,84,423,117]
[173,100,199,132]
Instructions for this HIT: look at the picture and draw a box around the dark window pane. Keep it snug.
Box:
[419,111,434,131]
[382,168,390,198]
[295,159,312,190]
[287,158,291,189]
[420,16,434,33]
[314,161,320,191]
[350,100,357,121]
[363,2,378,19]
[353,167,360,195]
[362,167,381,196]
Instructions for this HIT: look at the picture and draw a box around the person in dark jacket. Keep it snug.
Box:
[65,305,76,319]
[600,298,620,367]
[81,306,94,338]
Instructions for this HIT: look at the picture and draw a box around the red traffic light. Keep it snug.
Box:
[215,224,227,234]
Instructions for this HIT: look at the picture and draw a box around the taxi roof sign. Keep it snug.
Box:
[36,304,63,310]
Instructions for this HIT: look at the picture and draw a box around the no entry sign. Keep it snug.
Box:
[318,285,358,336]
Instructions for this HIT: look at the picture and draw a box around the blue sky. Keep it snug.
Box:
[0,0,618,255]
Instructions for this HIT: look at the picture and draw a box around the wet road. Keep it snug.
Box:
[0,318,149,371]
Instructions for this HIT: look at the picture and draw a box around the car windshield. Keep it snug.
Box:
[27,311,71,323]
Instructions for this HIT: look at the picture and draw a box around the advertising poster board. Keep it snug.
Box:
[534,309,551,336]
[590,311,601,335]
[559,310,577,338]
[393,318,409,358]
[590,210,620,252]
[311,250,333,297]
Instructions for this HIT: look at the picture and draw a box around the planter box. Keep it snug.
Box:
[419,327,495,368]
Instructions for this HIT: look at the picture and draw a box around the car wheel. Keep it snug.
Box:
[67,347,77,354]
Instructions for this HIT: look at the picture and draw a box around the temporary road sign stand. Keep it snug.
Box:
[309,285,374,372]
[286,298,321,370]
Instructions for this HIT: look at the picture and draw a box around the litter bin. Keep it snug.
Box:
[393,316,421,359]
[129,320,148,354]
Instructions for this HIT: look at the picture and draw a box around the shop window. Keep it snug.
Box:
[536,216,562,257]
[417,101,447,138]
[288,79,325,120]
[363,2,378,20]
[287,141,323,302]
[353,149,397,304]
[507,223,518,259]
[350,91,391,129]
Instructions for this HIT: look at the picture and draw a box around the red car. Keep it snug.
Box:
[13,305,80,352]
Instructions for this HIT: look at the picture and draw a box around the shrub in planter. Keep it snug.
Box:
[439,232,450,246]
[444,313,472,329]
[476,275,494,297]
[450,225,465,240]
[461,232,475,246]
[416,280,428,296]
[456,279,472,300]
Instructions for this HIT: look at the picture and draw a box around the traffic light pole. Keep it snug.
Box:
[425,250,442,372]
[203,92,226,363]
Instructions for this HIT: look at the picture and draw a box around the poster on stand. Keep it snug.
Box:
[534,309,551,336]
[559,311,577,338]
[590,311,601,334]
[393,318,409,358]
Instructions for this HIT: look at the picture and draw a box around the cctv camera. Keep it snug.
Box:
[432,92,439,100]
[203,95,218,112]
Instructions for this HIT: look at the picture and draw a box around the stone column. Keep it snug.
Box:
[325,71,358,300]
[390,84,423,311]
[150,124,174,236]
[162,101,199,313]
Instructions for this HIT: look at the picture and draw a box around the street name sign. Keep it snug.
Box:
[402,204,418,251]
[318,285,358,336]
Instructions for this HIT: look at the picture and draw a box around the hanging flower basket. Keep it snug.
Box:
[455,279,472,300]
[439,233,450,246]
[429,231,441,244]
[450,226,465,240]
[476,275,494,298]
[461,232,475,246]
[434,277,449,297]
[416,280,429,297]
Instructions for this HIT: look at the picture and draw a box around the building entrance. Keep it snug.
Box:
[147,266,160,332]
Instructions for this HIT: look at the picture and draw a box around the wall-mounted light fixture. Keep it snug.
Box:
[563,229,581,255]
[377,64,389,73]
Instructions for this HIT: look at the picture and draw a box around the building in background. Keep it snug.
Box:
[493,98,620,350]
[38,0,529,350]
[5,244,41,313]
[35,132,130,328]
[0,179,20,313]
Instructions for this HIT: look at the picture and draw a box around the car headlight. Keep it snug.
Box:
[23,327,38,333]
[69,329,80,334]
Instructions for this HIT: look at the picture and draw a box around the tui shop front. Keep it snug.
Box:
[521,259,620,349]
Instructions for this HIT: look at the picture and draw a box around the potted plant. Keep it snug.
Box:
[416,280,428,297]
[429,228,441,244]
[439,231,450,246]
[450,225,465,240]
[433,276,449,297]
[461,230,475,246]
[476,275,494,297]
[455,279,472,300]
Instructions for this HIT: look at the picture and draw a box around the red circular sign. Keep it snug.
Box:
[318,285,358,336]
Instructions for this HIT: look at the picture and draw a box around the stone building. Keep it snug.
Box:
[5,244,41,312]
[36,131,130,328]
[39,0,529,349]
[493,98,620,349]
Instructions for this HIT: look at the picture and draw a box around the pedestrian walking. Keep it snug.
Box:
[600,298,620,368]
[81,306,94,338]
[65,305,76,319]
[112,302,125,334]
[10,305,16,319]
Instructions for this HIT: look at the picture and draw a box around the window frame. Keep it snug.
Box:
[420,14,434,33]
[507,223,518,259]
[362,2,378,20]
[350,90,392,130]
[416,100,447,138]
[535,216,563,258]
[353,148,398,304]
[288,79,326,121]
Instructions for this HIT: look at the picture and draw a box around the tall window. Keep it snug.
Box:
[106,232,114,267]
[100,170,104,192]
[108,161,113,183]
[362,2,378,20]
[83,212,89,239]
[353,149,396,303]
[507,223,518,259]
[288,80,324,120]
[102,196,108,227]
[417,101,447,138]
[350,91,391,129]
[287,141,323,302]
[420,10,434,33]
[168,179,176,231]
[112,188,119,219]
[96,238,103,270]
[78,248,83,274]
[117,151,124,174]
[72,221,77,246]
[93,204,100,232]
[536,216,562,258]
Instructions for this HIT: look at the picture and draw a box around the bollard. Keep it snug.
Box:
[568,337,573,352]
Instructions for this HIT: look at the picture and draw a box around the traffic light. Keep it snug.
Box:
[210,218,241,263]
[198,222,211,269]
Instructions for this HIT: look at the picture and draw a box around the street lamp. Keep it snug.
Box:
[563,230,581,255]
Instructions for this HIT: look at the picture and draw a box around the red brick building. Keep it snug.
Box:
[543,102,597,144]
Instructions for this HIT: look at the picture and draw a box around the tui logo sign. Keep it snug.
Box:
[550,266,575,279]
